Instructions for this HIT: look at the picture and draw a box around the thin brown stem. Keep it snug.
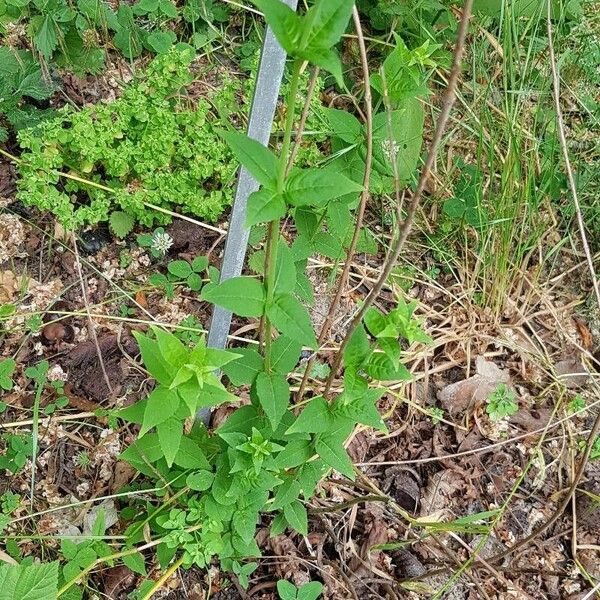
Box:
[296,6,373,401]
[324,0,474,394]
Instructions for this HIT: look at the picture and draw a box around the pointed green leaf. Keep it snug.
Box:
[285,168,362,207]
[133,331,172,385]
[157,417,183,467]
[251,0,302,55]
[255,372,290,430]
[122,551,147,576]
[274,439,313,469]
[246,189,286,227]
[283,500,308,535]
[286,397,332,434]
[315,428,355,480]
[219,130,278,187]
[324,107,362,144]
[221,347,264,386]
[202,277,265,317]
[267,293,316,348]
[141,387,180,436]
[271,336,302,374]
[343,324,371,369]
[173,436,211,469]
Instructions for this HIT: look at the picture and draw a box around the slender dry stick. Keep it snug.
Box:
[296,5,373,401]
[71,232,114,397]
[324,0,474,394]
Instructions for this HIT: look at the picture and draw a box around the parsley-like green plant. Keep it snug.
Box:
[16,48,237,230]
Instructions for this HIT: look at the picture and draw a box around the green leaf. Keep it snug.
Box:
[233,508,258,544]
[187,272,203,291]
[442,197,466,219]
[192,256,209,272]
[304,0,354,50]
[304,48,344,87]
[286,397,332,434]
[335,389,387,431]
[221,347,264,386]
[271,477,302,510]
[313,232,343,260]
[270,513,288,537]
[168,260,193,278]
[276,580,297,600]
[157,417,183,467]
[270,336,301,374]
[159,0,178,17]
[315,427,355,479]
[285,168,362,207]
[147,30,176,54]
[255,372,290,430]
[140,386,180,436]
[34,16,58,59]
[173,436,211,469]
[365,354,412,381]
[267,293,316,349]
[122,551,147,576]
[372,100,424,183]
[245,189,286,227]
[251,0,302,55]
[0,561,59,600]
[109,211,134,238]
[324,107,362,144]
[283,500,308,535]
[298,581,324,600]
[343,324,371,369]
[133,331,172,386]
[202,277,265,317]
[274,439,313,469]
[364,308,386,337]
[219,130,278,188]
[274,240,297,294]
[120,434,163,468]
[0,358,16,391]
[186,470,214,491]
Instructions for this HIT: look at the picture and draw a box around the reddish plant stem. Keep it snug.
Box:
[295,6,373,401]
[323,0,474,395]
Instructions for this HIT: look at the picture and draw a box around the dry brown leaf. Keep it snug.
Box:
[438,356,511,417]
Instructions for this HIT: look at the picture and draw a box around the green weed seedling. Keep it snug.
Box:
[277,579,323,600]
[486,384,518,421]
[149,256,209,299]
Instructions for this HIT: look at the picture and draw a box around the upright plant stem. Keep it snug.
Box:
[262,59,303,370]
[324,0,474,394]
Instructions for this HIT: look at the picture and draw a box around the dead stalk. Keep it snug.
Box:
[324,0,474,394]
[296,5,373,401]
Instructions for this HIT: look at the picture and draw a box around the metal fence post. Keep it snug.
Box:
[196,0,298,424]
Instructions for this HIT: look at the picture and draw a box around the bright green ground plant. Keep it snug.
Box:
[16,48,237,230]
